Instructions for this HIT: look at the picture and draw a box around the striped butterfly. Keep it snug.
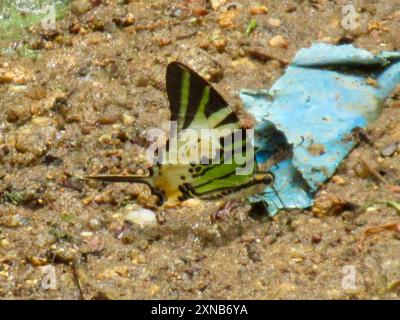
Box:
[84,62,274,208]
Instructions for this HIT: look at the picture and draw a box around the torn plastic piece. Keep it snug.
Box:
[241,43,400,215]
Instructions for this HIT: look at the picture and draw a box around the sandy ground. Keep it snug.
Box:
[0,0,400,299]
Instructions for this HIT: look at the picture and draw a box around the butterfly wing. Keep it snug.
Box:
[166,62,241,132]
[158,62,267,201]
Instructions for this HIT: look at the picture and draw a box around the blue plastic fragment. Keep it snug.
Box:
[241,43,400,215]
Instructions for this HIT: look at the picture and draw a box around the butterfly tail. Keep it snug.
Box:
[82,174,166,205]
[82,174,153,185]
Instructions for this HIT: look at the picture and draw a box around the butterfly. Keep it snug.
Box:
[83,62,274,208]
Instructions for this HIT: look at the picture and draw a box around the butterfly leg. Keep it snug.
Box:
[211,200,241,222]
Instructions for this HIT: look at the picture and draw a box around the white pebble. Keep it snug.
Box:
[125,206,157,228]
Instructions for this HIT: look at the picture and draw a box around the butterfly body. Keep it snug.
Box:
[84,62,274,206]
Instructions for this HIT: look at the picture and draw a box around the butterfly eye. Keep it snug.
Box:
[264,172,274,184]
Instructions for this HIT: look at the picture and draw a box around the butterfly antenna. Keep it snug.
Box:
[267,195,279,212]
[259,190,281,213]
[294,136,305,149]
[271,185,287,211]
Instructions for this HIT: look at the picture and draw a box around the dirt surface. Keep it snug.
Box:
[1,0,400,299]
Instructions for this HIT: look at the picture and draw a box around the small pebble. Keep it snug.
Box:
[29,256,48,267]
[104,21,117,33]
[71,0,92,16]
[365,77,380,88]
[250,5,268,15]
[69,21,81,34]
[156,37,171,47]
[91,0,102,6]
[15,117,57,157]
[81,231,93,238]
[212,37,227,51]
[51,246,78,263]
[268,18,282,28]
[98,134,112,144]
[331,175,346,185]
[25,279,39,288]
[0,239,10,247]
[122,113,135,126]
[218,10,238,29]
[192,6,209,17]
[354,161,371,178]
[307,143,325,156]
[312,195,355,217]
[88,218,102,231]
[0,72,14,84]
[124,13,135,26]
[125,207,157,228]
[0,271,9,278]
[209,0,227,9]
[120,230,136,244]
[211,31,227,52]
[381,142,399,157]
[368,21,388,32]
[131,249,146,265]
[269,35,289,48]
[311,234,322,244]
[181,198,202,208]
